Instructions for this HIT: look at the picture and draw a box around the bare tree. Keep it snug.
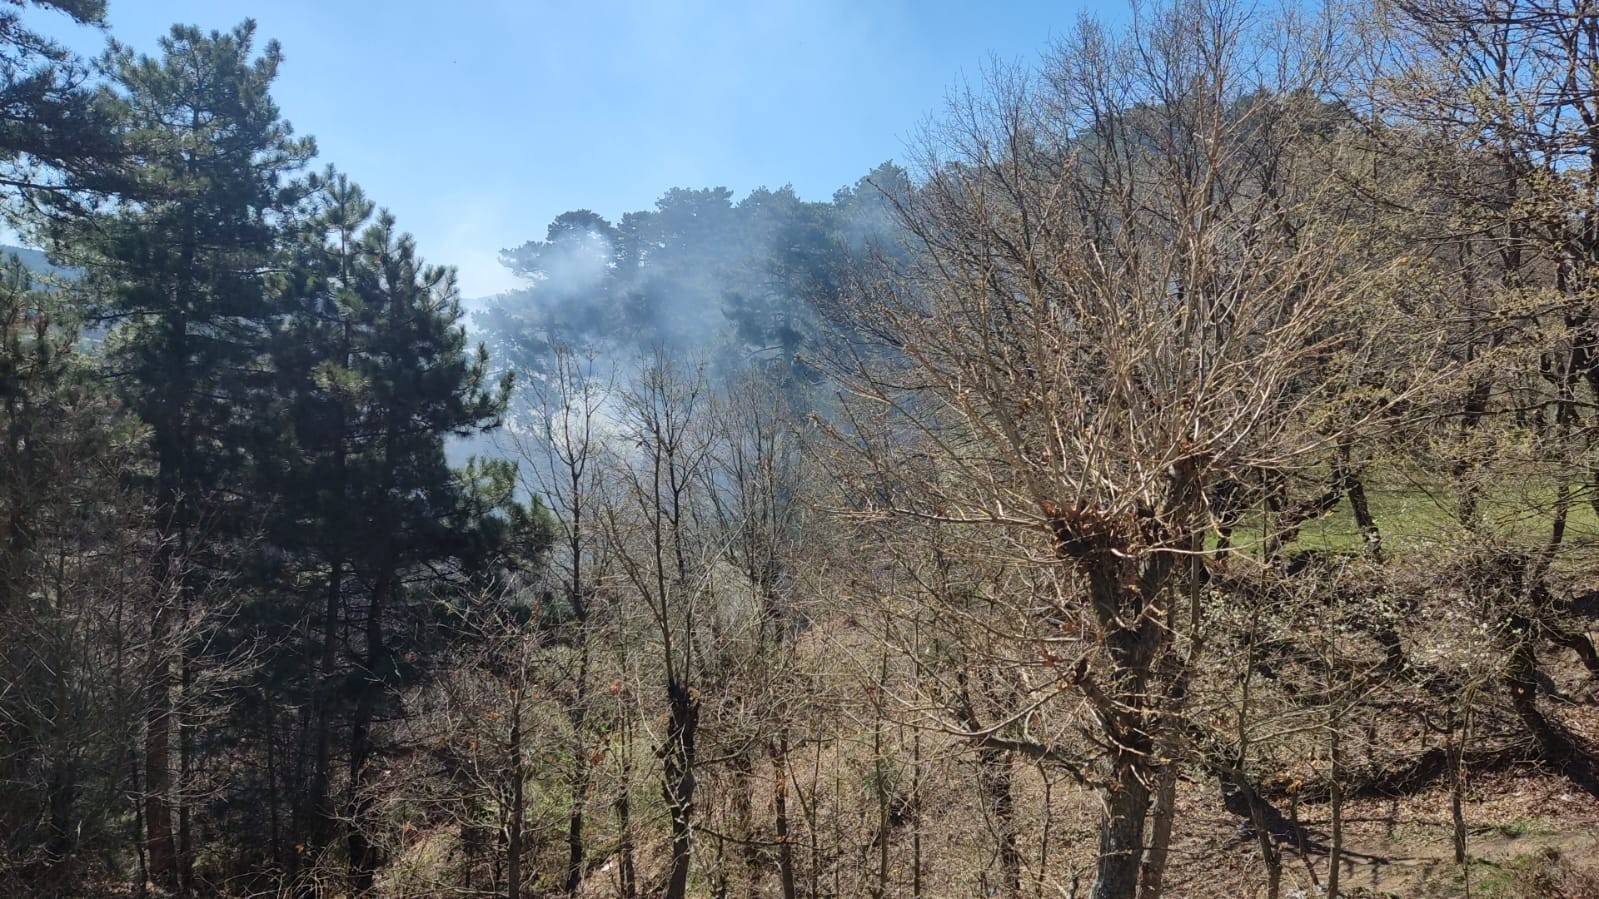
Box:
[508,344,615,896]
[824,3,1406,896]
[603,354,716,899]
[706,367,812,899]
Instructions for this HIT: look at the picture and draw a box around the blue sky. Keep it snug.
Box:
[32,1,1106,297]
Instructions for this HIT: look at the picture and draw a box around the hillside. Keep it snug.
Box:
[7,2,1599,898]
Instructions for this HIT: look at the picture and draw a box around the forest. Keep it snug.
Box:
[6,0,1599,897]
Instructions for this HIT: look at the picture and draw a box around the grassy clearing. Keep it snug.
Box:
[1484,817,1558,839]
[1412,848,1599,899]
[1224,467,1599,578]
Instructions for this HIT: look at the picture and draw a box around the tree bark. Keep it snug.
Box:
[1339,451,1382,561]
[144,593,177,890]
[309,559,342,851]
[1327,711,1343,899]
[346,571,391,893]
[617,719,637,899]
[771,735,798,899]
[143,443,187,892]
[978,747,1021,898]
[731,750,759,899]
[508,697,524,899]
[661,681,700,899]
[563,639,591,897]
[1137,760,1181,899]
[1093,757,1151,899]
[564,524,591,897]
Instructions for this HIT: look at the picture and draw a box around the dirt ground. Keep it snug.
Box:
[1147,767,1599,898]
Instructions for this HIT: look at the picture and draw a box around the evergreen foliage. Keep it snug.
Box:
[12,3,1599,898]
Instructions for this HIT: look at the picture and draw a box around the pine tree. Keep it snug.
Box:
[0,0,121,217]
[339,210,518,889]
[257,169,375,867]
[51,21,314,888]
[269,181,535,889]
[0,254,146,891]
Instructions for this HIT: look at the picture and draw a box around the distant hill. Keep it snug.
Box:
[2,244,71,279]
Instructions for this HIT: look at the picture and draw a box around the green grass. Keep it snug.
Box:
[1467,817,1559,840]
[1415,849,1589,899]
[1226,466,1599,574]
[1491,818,1556,839]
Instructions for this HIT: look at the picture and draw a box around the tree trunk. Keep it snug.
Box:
[1048,491,1182,899]
[1244,783,1282,899]
[732,751,759,899]
[266,699,282,870]
[1450,743,1467,867]
[128,747,149,888]
[45,755,77,881]
[508,699,524,899]
[563,728,589,898]
[1505,636,1599,795]
[1093,759,1151,899]
[564,554,591,897]
[1137,760,1181,899]
[178,630,194,895]
[144,603,177,891]
[309,559,342,851]
[771,735,798,899]
[978,746,1020,898]
[1552,626,1599,677]
[144,457,185,892]
[617,718,637,899]
[1327,713,1343,899]
[661,681,700,899]
[346,571,391,893]
[1340,453,1382,561]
